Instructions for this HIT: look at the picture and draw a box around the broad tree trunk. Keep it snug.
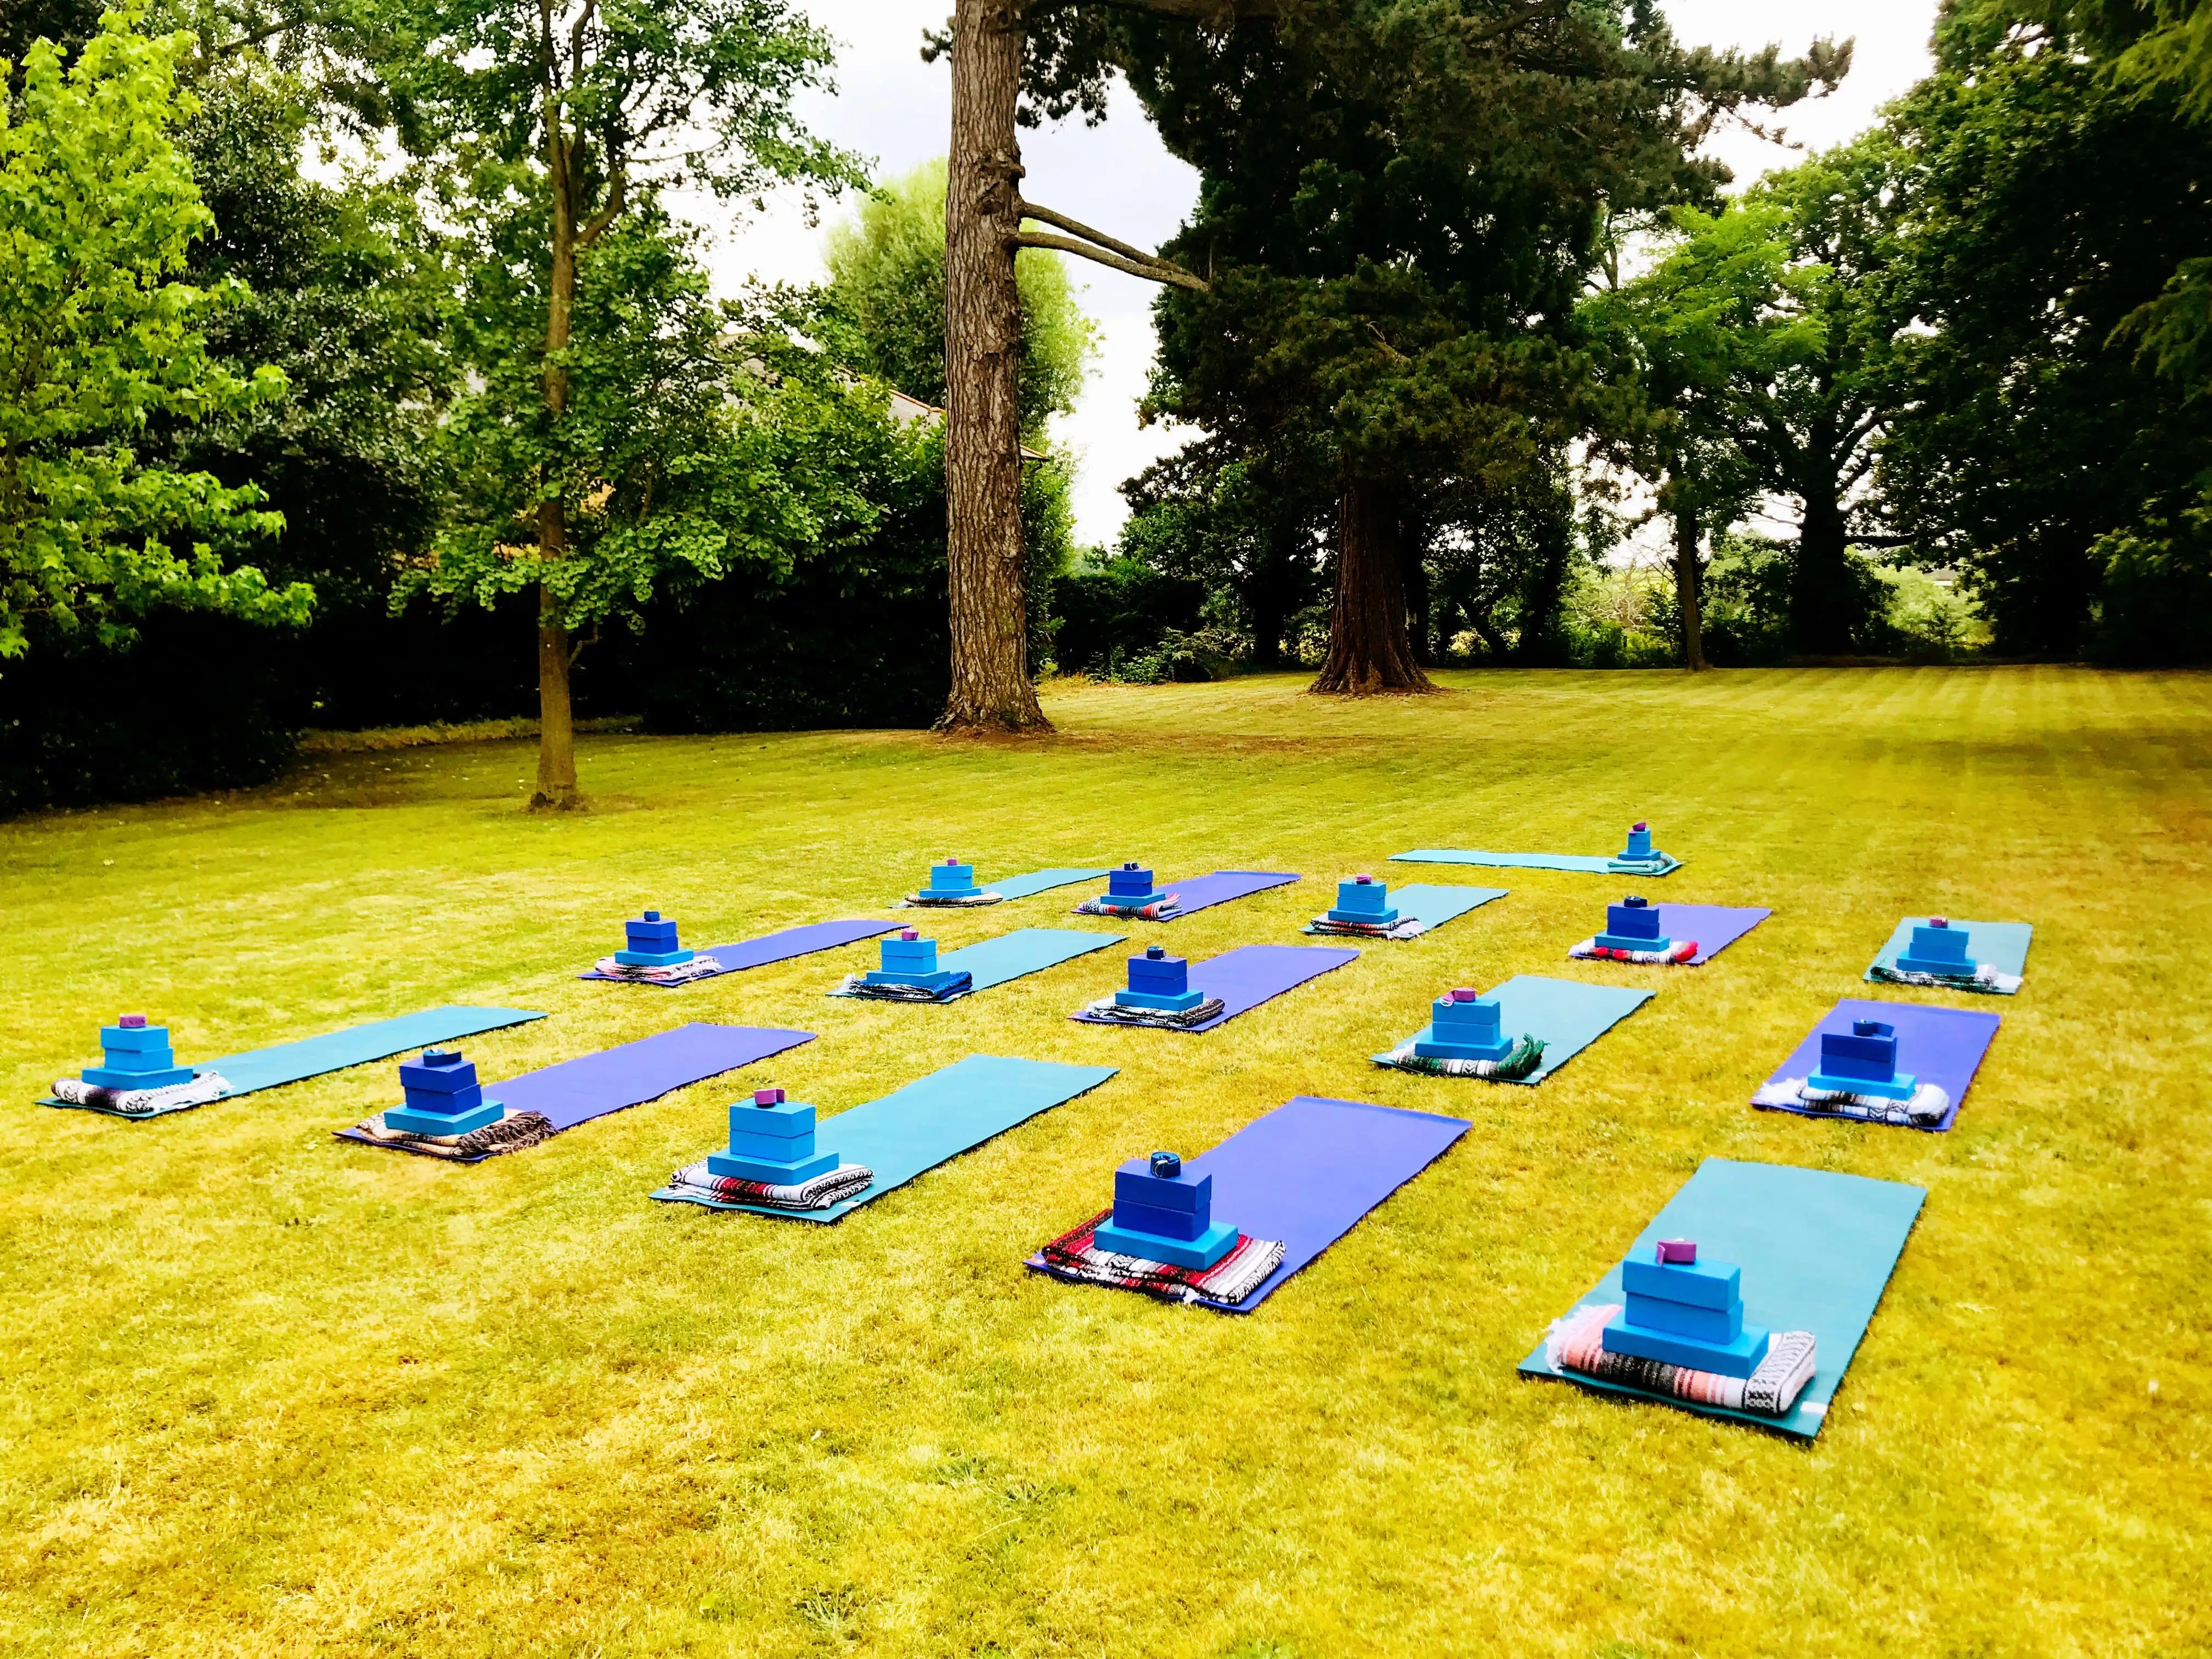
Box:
[1312,481,1433,694]
[940,0,1047,731]
[1673,502,1709,672]
[533,588,579,807]
[532,110,584,809]
[1791,481,1858,657]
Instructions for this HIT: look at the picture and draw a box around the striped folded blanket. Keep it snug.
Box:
[1075,994,1227,1029]
[1306,915,1428,940]
[1753,1075,1952,1127]
[343,1107,557,1160]
[589,953,725,984]
[1548,1302,1818,1417]
[662,1159,876,1211]
[1568,937,1699,965]
[1071,894,1182,921]
[1036,1210,1285,1308]
[1374,1032,1547,1082]
[48,1071,233,1116]
[830,972,974,1003]
[1867,961,2022,995]
[901,890,1005,908]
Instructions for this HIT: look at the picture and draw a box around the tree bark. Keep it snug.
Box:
[1673,501,1709,672]
[940,0,1048,731]
[1791,481,1858,657]
[531,98,584,809]
[1312,481,1434,694]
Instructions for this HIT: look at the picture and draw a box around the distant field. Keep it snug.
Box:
[2,667,2205,1658]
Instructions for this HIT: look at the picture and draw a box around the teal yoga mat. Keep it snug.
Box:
[41,1005,548,1116]
[831,928,1122,1002]
[994,867,1111,901]
[651,1054,1120,1222]
[1375,975,1651,1083]
[1867,917,2033,981]
[1392,848,1683,877]
[1518,1158,1927,1438]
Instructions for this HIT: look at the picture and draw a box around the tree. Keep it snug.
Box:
[373,0,857,807]
[0,13,309,670]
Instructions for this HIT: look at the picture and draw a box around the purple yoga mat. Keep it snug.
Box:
[1164,871,1299,917]
[1027,1096,1469,1313]
[1758,998,2001,1133]
[1657,904,1770,965]
[582,920,896,984]
[1071,943,1358,1034]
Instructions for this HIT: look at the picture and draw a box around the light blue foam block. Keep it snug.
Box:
[832,928,1123,1002]
[652,1054,1120,1222]
[1867,918,2033,982]
[1519,1158,1927,1438]
[993,867,1113,901]
[1375,975,1652,1084]
[1392,849,1683,877]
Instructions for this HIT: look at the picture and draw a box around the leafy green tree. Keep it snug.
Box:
[0,13,309,669]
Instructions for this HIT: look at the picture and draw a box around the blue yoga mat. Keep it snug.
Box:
[1026,1096,1470,1313]
[1573,904,1770,966]
[582,919,898,985]
[1518,1157,1927,1438]
[1375,975,1653,1084]
[652,1054,1120,1221]
[1071,944,1358,1034]
[830,927,1123,1003]
[1866,917,2033,984]
[1305,882,1506,936]
[336,1023,810,1158]
[40,1005,548,1116]
[992,867,1112,901]
[1392,848,1683,877]
[1756,997,2001,1133]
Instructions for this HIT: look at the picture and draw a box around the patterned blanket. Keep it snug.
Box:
[588,953,725,985]
[1374,1032,1547,1082]
[661,1159,876,1211]
[901,891,1005,908]
[1306,915,1428,940]
[1753,1075,1952,1127]
[830,972,974,1003]
[342,1107,557,1160]
[1548,1302,1817,1417]
[1035,1210,1284,1308]
[48,1071,233,1116]
[1867,961,2022,995]
[1568,937,1699,965]
[1071,894,1182,921]
[1074,994,1227,1029]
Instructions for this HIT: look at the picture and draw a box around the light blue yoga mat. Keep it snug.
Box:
[1374,975,1652,1084]
[651,1054,1120,1222]
[41,1005,548,1116]
[1518,1158,1927,1439]
[1867,917,2033,984]
[1392,848,1683,877]
[994,867,1112,901]
[831,928,1123,1002]
[1305,882,1506,936]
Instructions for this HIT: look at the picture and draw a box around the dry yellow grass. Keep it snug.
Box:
[1,667,2207,1657]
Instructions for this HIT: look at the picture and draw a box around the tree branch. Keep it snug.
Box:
[1012,230,1210,290]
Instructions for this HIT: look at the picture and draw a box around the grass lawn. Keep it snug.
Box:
[3,667,2207,1658]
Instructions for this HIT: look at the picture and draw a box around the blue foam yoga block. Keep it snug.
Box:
[727,1096,815,1138]
[1623,1292,1743,1344]
[708,1147,839,1183]
[1114,986,1205,1013]
[385,1098,505,1137]
[398,1052,478,1094]
[404,1081,483,1115]
[1603,1313,1771,1378]
[1110,1198,1208,1242]
[99,1024,172,1054]
[93,1046,178,1073]
[83,1063,195,1090]
[1127,953,1189,989]
[1620,1255,1740,1309]
[1114,1159,1210,1214]
[1093,1217,1238,1269]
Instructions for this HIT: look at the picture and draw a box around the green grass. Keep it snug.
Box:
[3,667,2208,1658]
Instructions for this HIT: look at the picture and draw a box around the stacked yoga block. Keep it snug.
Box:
[1416,988,1515,1064]
[81,1013,194,1091]
[1117,945,1203,1013]
[616,910,693,969]
[1897,916,1972,976]
[1093,1150,1238,1269]
[863,928,962,992]
[1810,1018,1916,1100]
[708,1087,837,1183]
[925,857,981,900]
[1602,1238,1771,1378]
[1595,894,1670,953]
[1611,820,1671,871]
[1100,861,1169,909]
[1328,874,1398,926]
[384,1048,504,1136]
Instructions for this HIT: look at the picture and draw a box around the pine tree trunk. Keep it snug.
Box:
[531,109,584,809]
[1312,481,1434,694]
[1674,501,1709,672]
[533,588,580,808]
[940,0,1048,732]
[1791,482,1857,657]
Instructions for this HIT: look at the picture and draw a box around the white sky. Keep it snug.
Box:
[683,1,1939,548]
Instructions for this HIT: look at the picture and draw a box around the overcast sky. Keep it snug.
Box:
[684,2,1941,548]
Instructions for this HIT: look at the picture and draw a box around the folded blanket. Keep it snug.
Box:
[900,890,1005,909]
[48,1071,233,1116]
[342,1107,557,1160]
[662,1158,876,1211]
[1373,1032,1547,1082]
[1568,937,1700,965]
[589,953,726,985]
[1071,894,1182,921]
[1306,915,1429,940]
[1037,1210,1286,1308]
[1753,1075,1953,1127]
[830,972,974,1003]
[1073,994,1228,1030]
[1867,961,2023,996]
[1549,1302,1818,1417]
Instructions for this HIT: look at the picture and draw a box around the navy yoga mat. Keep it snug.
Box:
[653,1054,1120,1222]
[582,919,898,985]
[831,927,1123,1002]
[1756,997,2001,1133]
[40,1005,548,1116]
[1866,917,2033,986]
[1519,1157,1927,1438]
[1392,848,1683,877]
[1375,975,1652,1084]
[336,1022,811,1158]
[1576,904,1770,966]
[1071,944,1358,1034]
[1026,1096,1470,1313]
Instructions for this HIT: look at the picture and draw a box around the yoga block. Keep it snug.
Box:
[94,1044,179,1073]
[83,1063,195,1090]
[1127,949,1190,991]
[727,1096,816,1140]
[881,933,939,969]
[1602,1313,1771,1378]
[627,914,680,953]
[1093,1216,1239,1270]
[1115,987,1206,1013]
[1621,1254,1741,1310]
[862,967,962,992]
[927,859,980,895]
[99,1022,173,1054]
[405,1081,483,1116]
[1808,1066,1918,1101]
[1417,990,1513,1062]
[385,1098,504,1137]
[708,1147,839,1183]
[1898,918,1972,975]
[1114,1157,1210,1214]
[1624,1291,1743,1344]
[1821,1020,1900,1080]
[398,1051,478,1094]
[1618,822,1659,862]
[614,946,695,968]
[1596,896,1666,952]
[1109,1198,1208,1242]
[1328,875,1399,924]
